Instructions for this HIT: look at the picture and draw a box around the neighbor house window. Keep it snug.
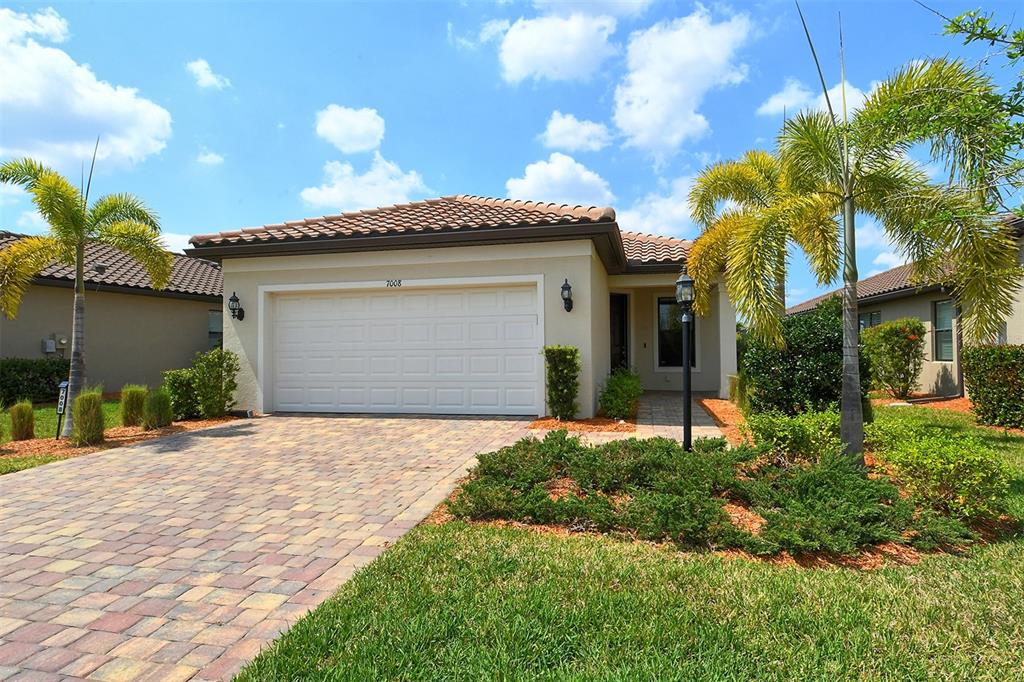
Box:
[933,300,954,361]
[858,311,881,330]
[208,310,224,349]
[657,297,695,368]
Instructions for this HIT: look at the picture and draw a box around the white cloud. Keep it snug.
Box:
[196,147,224,165]
[0,184,26,206]
[300,152,428,211]
[755,78,812,116]
[872,250,908,270]
[161,232,193,254]
[185,58,230,90]
[314,104,385,154]
[617,176,697,237]
[0,7,172,168]
[613,8,752,154]
[499,13,617,83]
[448,19,509,51]
[856,219,891,250]
[16,209,46,232]
[506,152,614,206]
[757,78,872,117]
[533,0,652,17]
[540,111,611,152]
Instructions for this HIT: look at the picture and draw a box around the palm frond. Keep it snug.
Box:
[689,157,774,226]
[687,214,737,316]
[26,172,86,260]
[94,221,173,290]
[779,111,846,196]
[0,236,59,318]
[726,212,789,347]
[945,216,1022,341]
[89,193,160,232]
[0,158,49,187]
[780,194,842,286]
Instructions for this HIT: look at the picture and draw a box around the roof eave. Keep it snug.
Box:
[32,276,222,303]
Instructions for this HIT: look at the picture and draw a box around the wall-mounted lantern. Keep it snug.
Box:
[228,292,245,321]
[560,279,573,312]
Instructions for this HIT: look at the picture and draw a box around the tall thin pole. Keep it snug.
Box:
[682,309,693,451]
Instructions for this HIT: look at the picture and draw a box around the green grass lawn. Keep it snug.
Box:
[0,399,120,445]
[238,406,1024,681]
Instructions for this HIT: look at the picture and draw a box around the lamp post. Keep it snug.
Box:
[675,268,695,451]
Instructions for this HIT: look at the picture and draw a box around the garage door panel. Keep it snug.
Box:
[272,284,541,415]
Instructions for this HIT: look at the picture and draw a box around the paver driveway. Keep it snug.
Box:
[0,415,528,681]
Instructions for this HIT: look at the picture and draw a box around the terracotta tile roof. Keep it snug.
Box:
[0,231,222,299]
[188,194,691,269]
[620,231,692,266]
[786,263,940,315]
[189,195,617,246]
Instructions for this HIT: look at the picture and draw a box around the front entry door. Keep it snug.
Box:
[610,293,629,370]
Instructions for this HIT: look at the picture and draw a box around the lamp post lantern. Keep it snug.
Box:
[675,268,695,451]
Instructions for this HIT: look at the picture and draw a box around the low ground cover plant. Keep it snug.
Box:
[9,400,34,441]
[861,318,926,399]
[598,368,643,419]
[963,344,1024,428]
[449,421,984,556]
[119,384,148,427]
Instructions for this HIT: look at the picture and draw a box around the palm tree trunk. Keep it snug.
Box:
[61,241,86,438]
[840,194,864,462]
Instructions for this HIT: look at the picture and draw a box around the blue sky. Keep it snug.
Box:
[0,0,1015,307]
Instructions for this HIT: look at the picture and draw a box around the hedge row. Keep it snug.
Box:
[963,345,1024,428]
[0,358,70,406]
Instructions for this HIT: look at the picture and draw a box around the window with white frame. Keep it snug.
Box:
[933,300,954,361]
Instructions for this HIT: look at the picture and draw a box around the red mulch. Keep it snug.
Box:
[528,416,636,433]
[0,417,239,461]
[695,398,749,446]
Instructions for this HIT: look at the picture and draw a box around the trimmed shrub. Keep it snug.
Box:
[119,385,148,427]
[598,368,643,419]
[543,346,580,420]
[0,357,69,405]
[881,432,1009,520]
[192,348,240,418]
[741,297,871,415]
[9,400,35,441]
[744,410,842,461]
[162,368,200,421]
[861,318,926,399]
[963,344,1024,428]
[70,388,104,446]
[142,388,174,430]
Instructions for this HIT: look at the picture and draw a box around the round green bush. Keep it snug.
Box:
[598,368,643,420]
[963,344,1024,429]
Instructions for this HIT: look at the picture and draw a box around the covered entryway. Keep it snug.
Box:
[270,283,543,415]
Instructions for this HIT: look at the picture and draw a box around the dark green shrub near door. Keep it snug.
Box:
[963,344,1024,428]
[543,346,580,420]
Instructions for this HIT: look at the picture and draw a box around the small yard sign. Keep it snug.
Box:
[55,380,69,440]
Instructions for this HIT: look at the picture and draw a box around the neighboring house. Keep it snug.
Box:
[0,231,224,393]
[186,195,737,418]
[787,217,1024,397]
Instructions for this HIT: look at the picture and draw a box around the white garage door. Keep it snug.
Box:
[271,284,542,415]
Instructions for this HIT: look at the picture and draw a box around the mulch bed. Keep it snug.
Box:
[528,416,636,433]
[0,417,239,461]
[873,395,1024,437]
[695,398,749,446]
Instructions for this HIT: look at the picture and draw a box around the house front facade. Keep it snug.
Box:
[0,231,224,392]
[187,196,737,418]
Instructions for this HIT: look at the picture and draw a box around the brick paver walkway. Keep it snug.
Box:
[0,416,528,681]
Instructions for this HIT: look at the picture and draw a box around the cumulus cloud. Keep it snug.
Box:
[872,250,908,270]
[540,111,611,152]
[314,104,385,154]
[506,152,614,206]
[196,147,224,165]
[448,18,510,51]
[533,0,652,17]
[614,8,752,154]
[161,232,194,254]
[617,176,697,237]
[499,13,617,83]
[15,209,46,232]
[0,7,172,168]
[300,152,428,211]
[185,58,231,89]
[757,78,872,117]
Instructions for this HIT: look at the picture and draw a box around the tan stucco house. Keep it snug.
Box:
[787,217,1024,397]
[0,231,224,392]
[186,195,737,418]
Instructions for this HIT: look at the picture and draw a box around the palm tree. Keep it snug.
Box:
[773,57,1020,459]
[687,149,840,343]
[0,157,172,437]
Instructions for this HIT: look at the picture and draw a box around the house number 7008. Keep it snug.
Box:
[386,279,402,287]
